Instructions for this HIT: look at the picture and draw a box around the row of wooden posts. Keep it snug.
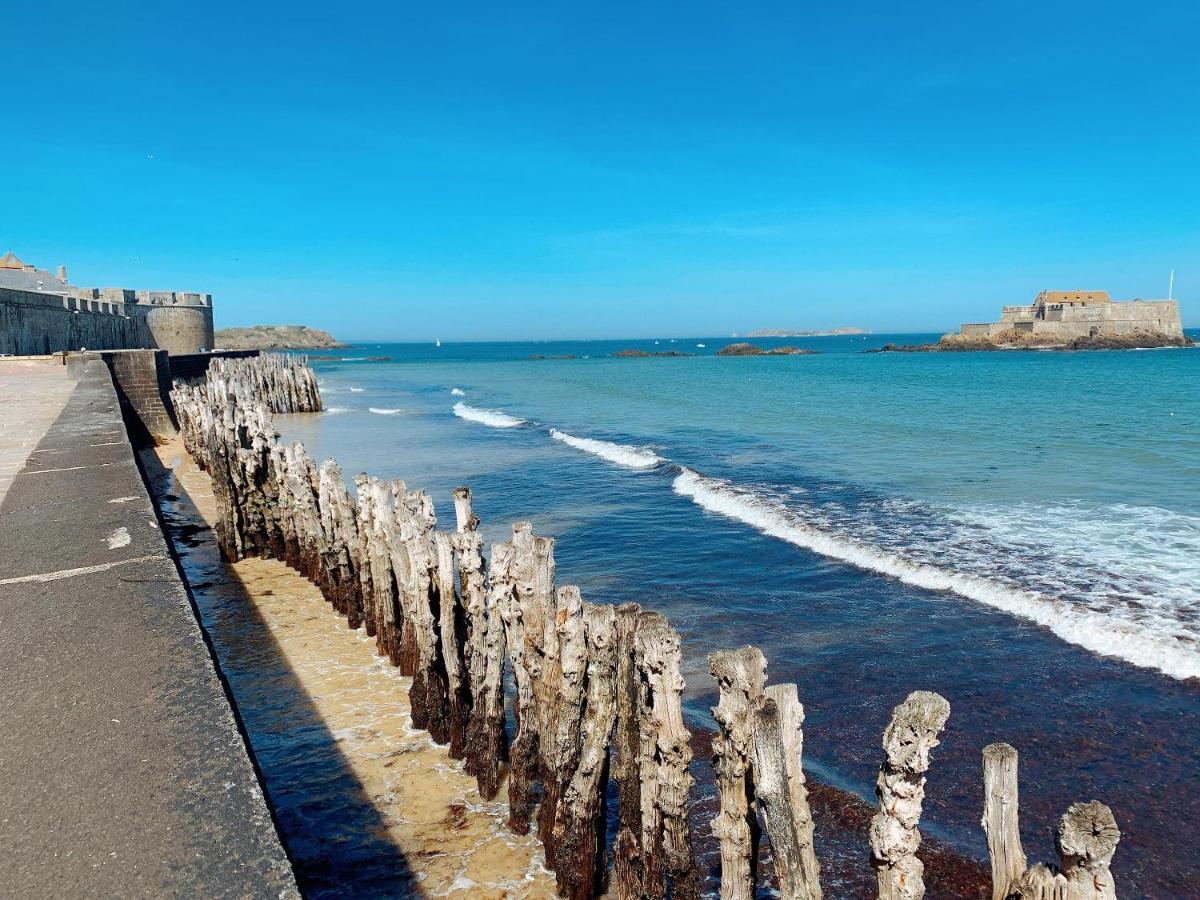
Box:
[170,355,1122,900]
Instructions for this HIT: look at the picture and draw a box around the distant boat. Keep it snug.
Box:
[696,343,706,348]
[436,338,442,348]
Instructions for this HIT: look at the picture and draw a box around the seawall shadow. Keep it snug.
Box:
[138,447,419,898]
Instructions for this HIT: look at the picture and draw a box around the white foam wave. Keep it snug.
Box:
[324,406,351,415]
[349,386,364,392]
[550,429,662,469]
[453,402,525,428]
[451,387,466,396]
[369,407,407,415]
[672,467,1200,680]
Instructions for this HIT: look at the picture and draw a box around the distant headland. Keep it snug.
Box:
[214,325,346,350]
[745,327,865,337]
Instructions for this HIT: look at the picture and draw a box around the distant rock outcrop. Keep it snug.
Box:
[717,343,818,356]
[214,325,345,350]
[872,329,1194,353]
[610,349,693,358]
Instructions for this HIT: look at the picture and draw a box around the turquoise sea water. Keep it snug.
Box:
[277,332,1200,895]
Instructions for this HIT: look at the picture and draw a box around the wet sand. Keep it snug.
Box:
[143,439,556,898]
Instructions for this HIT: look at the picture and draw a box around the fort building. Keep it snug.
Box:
[0,250,215,356]
[957,289,1183,341]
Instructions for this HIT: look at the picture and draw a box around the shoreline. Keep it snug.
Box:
[147,436,993,898]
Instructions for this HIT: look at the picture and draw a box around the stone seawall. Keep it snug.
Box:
[0,357,296,896]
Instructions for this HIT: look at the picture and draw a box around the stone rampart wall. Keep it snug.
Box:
[1,288,151,355]
[1,287,215,355]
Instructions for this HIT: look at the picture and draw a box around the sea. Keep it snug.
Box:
[275,332,1200,896]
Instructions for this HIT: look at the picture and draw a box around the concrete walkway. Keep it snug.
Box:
[0,358,75,507]
[0,358,296,897]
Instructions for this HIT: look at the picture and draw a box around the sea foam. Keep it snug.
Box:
[451,387,466,396]
[453,402,525,428]
[324,406,351,415]
[369,407,406,415]
[550,429,663,469]
[672,467,1200,680]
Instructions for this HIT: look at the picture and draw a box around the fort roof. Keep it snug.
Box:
[0,250,27,269]
[1034,290,1111,306]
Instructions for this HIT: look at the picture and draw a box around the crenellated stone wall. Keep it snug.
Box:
[0,287,214,356]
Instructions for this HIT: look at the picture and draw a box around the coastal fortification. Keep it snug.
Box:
[956,289,1183,342]
[0,250,214,356]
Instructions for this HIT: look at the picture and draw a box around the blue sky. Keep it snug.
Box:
[5,1,1198,339]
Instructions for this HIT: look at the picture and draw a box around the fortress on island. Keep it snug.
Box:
[957,290,1183,342]
[0,250,214,356]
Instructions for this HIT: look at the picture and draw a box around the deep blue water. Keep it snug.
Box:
[277,332,1200,895]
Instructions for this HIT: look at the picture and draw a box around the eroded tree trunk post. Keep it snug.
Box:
[637,611,700,900]
[463,537,510,799]
[613,602,645,900]
[537,584,588,869]
[501,522,547,834]
[434,531,469,757]
[1014,801,1120,900]
[751,683,822,900]
[709,646,767,900]
[397,489,450,743]
[870,691,950,900]
[555,601,618,900]
[317,459,362,627]
[982,742,1026,900]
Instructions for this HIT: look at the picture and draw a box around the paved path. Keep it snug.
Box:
[0,359,75,507]
[0,358,297,898]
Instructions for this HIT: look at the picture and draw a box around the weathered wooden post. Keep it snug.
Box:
[982,742,1027,900]
[317,459,363,627]
[869,691,950,900]
[636,611,700,900]
[434,531,469,759]
[537,584,588,868]
[463,537,510,799]
[501,522,549,834]
[396,488,450,743]
[751,683,822,900]
[1010,801,1120,900]
[709,646,766,900]
[613,603,645,900]
[555,601,619,900]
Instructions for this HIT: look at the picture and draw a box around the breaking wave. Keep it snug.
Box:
[349,387,364,393]
[453,402,525,428]
[324,406,351,415]
[368,407,407,415]
[451,387,466,396]
[672,467,1200,680]
[550,429,663,470]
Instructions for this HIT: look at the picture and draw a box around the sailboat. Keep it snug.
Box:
[436,338,442,348]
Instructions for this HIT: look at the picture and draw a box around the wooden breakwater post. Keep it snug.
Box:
[981,743,1120,900]
[170,355,1125,900]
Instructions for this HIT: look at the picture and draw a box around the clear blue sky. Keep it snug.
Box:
[5,1,1198,339]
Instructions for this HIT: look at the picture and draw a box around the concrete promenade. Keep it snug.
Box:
[0,358,297,897]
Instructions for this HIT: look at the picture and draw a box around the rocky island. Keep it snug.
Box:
[878,290,1190,352]
[214,324,346,350]
[717,342,818,356]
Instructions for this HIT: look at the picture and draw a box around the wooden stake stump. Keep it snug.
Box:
[982,743,1026,900]
[751,683,822,900]
[464,537,510,799]
[870,691,950,900]
[555,602,618,900]
[635,612,699,900]
[709,646,766,900]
